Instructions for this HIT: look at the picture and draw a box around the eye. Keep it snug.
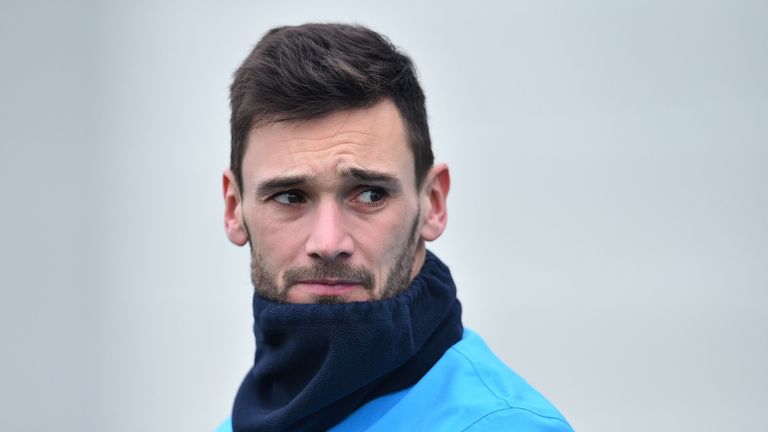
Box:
[271,190,306,206]
[355,188,388,207]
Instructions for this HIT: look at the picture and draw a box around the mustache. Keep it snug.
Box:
[283,262,375,290]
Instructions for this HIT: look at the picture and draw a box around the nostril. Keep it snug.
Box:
[309,249,351,263]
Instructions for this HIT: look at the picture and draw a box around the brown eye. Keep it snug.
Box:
[273,191,305,205]
[357,188,387,206]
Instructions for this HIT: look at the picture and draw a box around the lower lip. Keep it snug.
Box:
[295,283,363,296]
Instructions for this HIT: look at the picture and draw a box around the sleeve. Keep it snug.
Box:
[462,408,574,432]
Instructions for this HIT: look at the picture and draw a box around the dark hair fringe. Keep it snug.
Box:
[230,23,433,190]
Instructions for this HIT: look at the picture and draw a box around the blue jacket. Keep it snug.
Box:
[217,329,573,431]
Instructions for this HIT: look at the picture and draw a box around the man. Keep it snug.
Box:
[218,23,573,432]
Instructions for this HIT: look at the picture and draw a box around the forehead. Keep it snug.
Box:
[242,100,415,187]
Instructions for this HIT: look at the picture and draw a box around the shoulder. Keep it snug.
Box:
[216,330,573,432]
[333,329,573,431]
[432,329,573,431]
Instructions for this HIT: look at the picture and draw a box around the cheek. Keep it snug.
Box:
[248,212,304,264]
[353,208,416,260]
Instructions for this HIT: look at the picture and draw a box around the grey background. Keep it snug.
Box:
[1,0,766,431]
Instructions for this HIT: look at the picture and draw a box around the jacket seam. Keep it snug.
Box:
[450,345,512,408]
[451,345,571,430]
[460,406,573,432]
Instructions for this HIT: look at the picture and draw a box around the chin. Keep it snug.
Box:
[289,291,376,304]
[312,295,352,304]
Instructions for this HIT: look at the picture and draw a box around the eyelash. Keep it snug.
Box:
[267,187,389,208]
[269,190,306,206]
[354,187,388,207]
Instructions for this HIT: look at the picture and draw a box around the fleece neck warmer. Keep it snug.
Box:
[231,250,463,432]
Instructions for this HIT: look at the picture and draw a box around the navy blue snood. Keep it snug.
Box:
[232,250,463,432]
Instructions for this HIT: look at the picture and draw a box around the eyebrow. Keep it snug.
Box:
[338,167,401,188]
[256,168,402,197]
[256,175,310,196]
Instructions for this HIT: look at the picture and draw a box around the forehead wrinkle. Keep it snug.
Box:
[286,131,381,155]
[281,135,390,179]
[249,111,380,147]
[259,130,377,146]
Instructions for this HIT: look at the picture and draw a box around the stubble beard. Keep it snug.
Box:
[249,212,421,304]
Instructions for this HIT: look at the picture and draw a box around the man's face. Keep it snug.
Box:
[223,100,445,304]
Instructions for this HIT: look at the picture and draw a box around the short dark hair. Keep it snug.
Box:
[229,23,433,190]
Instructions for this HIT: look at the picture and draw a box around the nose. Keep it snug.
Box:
[304,199,354,262]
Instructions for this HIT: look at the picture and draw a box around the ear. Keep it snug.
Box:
[419,164,450,242]
[223,169,249,246]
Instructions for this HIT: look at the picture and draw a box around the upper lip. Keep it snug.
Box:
[298,279,361,285]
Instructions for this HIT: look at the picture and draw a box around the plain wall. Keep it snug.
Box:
[1,1,766,431]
